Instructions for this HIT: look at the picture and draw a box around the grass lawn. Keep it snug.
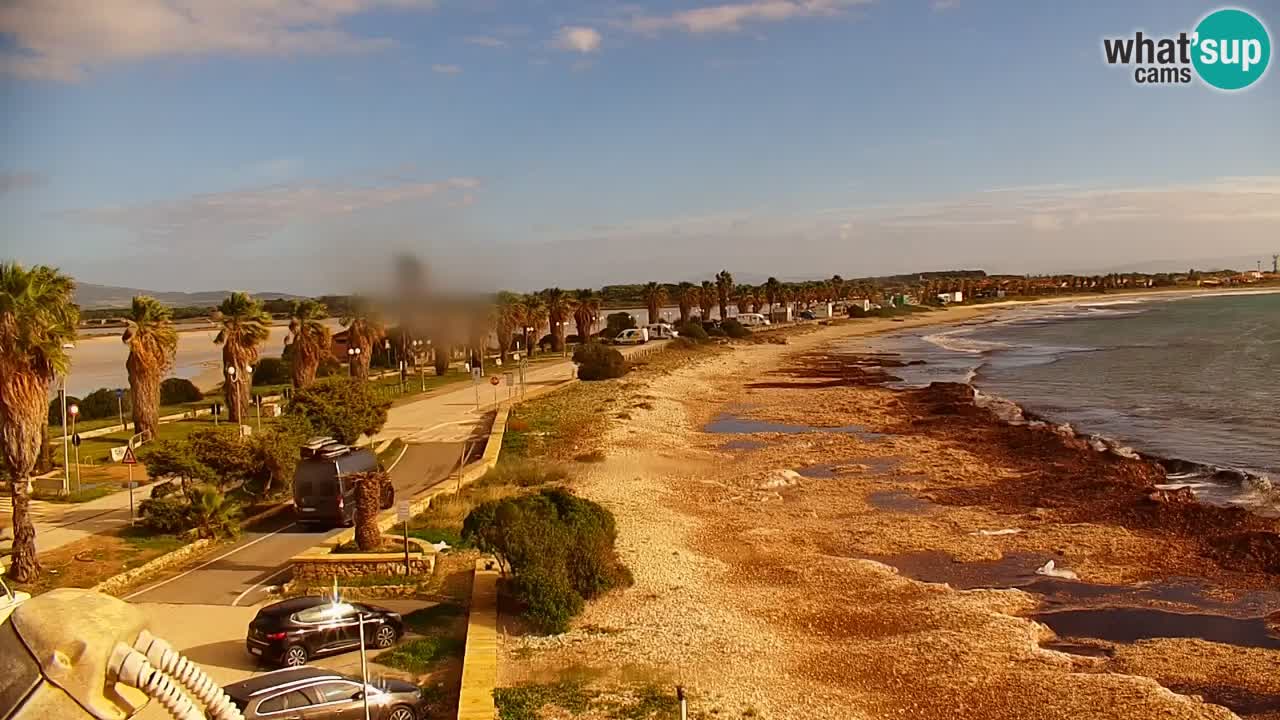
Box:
[71,415,281,464]
[4,525,186,596]
[54,400,208,435]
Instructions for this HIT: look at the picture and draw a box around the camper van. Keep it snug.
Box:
[734,313,770,327]
[292,437,392,528]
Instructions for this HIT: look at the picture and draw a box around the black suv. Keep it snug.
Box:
[247,596,405,668]
[223,667,426,720]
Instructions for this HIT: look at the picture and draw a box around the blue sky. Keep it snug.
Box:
[2,0,1278,295]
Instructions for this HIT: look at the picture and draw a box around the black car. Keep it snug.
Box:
[247,596,405,668]
[798,310,816,320]
[223,666,426,720]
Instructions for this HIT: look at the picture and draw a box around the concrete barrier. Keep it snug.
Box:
[457,558,499,720]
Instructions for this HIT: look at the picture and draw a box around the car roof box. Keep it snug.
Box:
[301,436,338,459]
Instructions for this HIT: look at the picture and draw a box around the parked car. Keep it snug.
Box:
[246,596,405,668]
[645,323,678,340]
[223,666,427,720]
[293,438,392,528]
[798,310,816,320]
[734,313,770,327]
[611,328,647,345]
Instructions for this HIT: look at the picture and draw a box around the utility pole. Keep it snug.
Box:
[1273,254,1278,274]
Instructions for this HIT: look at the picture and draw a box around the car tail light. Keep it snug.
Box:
[266,632,287,640]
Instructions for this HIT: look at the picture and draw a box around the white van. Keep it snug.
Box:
[646,324,678,340]
[734,313,770,327]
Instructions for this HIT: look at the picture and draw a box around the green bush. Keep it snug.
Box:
[720,318,750,339]
[138,484,240,538]
[674,322,709,343]
[48,396,81,426]
[462,488,631,634]
[572,342,627,381]
[603,312,637,338]
[288,377,390,444]
[80,387,129,421]
[669,336,699,351]
[706,325,727,338]
[160,378,203,404]
[252,357,291,386]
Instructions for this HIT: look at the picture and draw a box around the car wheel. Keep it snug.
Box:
[281,645,308,667]
[387,705,417,720]
[373,625,398,649]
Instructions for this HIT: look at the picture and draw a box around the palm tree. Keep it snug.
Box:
[764,277,781,313]
[495,291,524,362]
[714,270,733,320]
[285,299,331,389]
[520,293,548,357]
[351,470,390,551]
[572,289,600,341]
[188,484,240,539]
[698,281,715,319]
[122,295,177,440]
[676,282,696,324]
[340,297,384,381]
[212,292,270,424]
[541,288,574,353]
[735,285,752,314]
[0,262,77,582]
[641,282,667,325]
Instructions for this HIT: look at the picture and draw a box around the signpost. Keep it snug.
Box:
[470,366,482,410]
[397,501,412,576]
[211,402,222,426]
[490,374,500,407]
[121,444,138,524]
[115,388,126,432]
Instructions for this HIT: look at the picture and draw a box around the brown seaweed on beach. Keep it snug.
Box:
[902,382,1280,579]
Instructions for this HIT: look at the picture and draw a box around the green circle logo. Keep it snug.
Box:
[1193,8,1271,90]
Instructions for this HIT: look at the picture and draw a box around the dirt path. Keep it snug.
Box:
[499,318,1273,720]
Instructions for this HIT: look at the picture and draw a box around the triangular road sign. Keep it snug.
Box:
[121,445,138,465]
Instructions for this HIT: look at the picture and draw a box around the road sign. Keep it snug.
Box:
[489,375,500,386]
[115,388,125,399]
[397,500,411,522]
[71,433,81,447]
[471,367,482,380]
[121,445,138,465]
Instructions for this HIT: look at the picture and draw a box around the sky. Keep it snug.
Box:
[1,0,1279,296]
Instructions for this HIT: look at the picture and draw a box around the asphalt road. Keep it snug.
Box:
[123,442,464,607]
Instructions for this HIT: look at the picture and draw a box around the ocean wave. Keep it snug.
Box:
[922,329,1012,354]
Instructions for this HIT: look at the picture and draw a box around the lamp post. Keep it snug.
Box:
[68,404,80,492]
[59,342,75,495]
[524,326,533,358]
[383,338,392,374]
[347,346,362,377]
[226,365,238,428]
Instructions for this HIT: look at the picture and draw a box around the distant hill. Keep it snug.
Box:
[74,283,302,309]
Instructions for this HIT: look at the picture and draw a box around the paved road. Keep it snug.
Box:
[123,442,464,606]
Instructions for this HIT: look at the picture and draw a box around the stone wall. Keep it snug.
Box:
[292,552,436,582]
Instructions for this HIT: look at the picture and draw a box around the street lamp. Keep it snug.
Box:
[347,346,362,377]
[68,404,80,492]
[383,338,392,372]
[59,342,75,495]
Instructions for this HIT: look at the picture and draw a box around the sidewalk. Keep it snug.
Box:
[0,485,144,553]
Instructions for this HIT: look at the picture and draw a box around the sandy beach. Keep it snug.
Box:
[498,305,1280,720]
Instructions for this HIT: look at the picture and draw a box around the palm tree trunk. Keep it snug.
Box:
[292,349,319,389]
[129,366,161,440]
[1,372,46,581]
[433,345,451,376]
[354,341,372,380]
[355,473,383,551]
[222,346,249,423]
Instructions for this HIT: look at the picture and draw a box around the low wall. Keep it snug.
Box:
[292,552,436,582]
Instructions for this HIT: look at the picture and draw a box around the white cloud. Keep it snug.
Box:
[432,63,462,74]
[463,35,507,48]
[0,0,438,81]
[932,0,960,11]
[626,0,873,35]
[553,26,602,53]
[66,176,480,247]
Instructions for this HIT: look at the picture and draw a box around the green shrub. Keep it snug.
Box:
[706,325,727,338]
[603,312,637,338]
[288,377,390,444]
[375,636,465,674]
[160,378,204,404]
[572,342,627,381]
[720,318,750,339]
[138,484,239,538]
[80,387,130,421]
[252,357,291,386]
[137,496,191,534]
[674,322,709,343]
[462,488,631,634]
[48,396,81,426]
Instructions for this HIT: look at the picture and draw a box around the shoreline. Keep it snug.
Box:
[500,317,1280,719]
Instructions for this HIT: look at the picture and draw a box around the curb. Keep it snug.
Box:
[457,558,500,720]
[92,537,216,597]
[240,500,294,528]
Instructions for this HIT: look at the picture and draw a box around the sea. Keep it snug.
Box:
[846,290,1280,517]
